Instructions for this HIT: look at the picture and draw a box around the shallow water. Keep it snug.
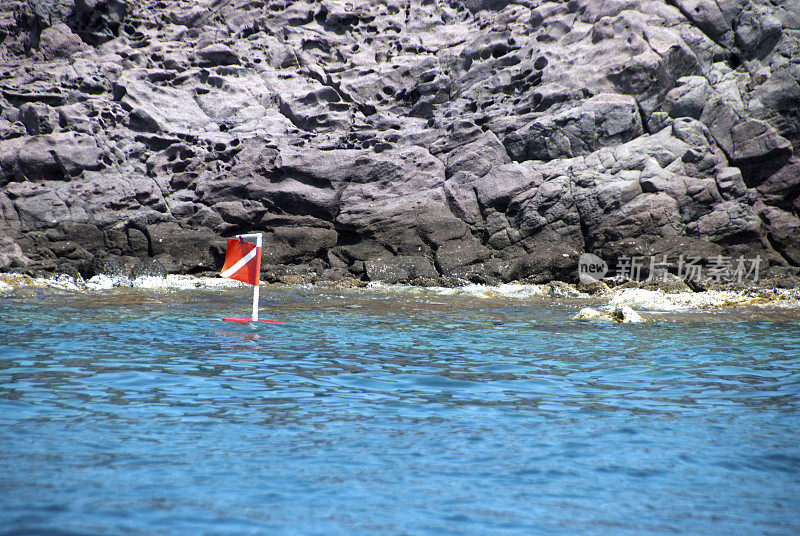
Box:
[1,285,799,535]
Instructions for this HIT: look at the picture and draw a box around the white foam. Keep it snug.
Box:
[85,274,128,290]
[2,270,799,312]
[573,305,645,323]
[424,283,548,300]
[39,274,84,291]
[131,275,239,290]
[608,288,751,311]
[15,272,244,292]
[363,282,575,300]
[609,287,800,311]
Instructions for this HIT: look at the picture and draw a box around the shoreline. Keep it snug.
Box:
[2,272,799,322]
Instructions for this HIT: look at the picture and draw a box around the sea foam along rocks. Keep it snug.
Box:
[0,272,86,291]
[609,286,800,310]
[0,270,242,292]
[85,273,129,290]
[573,305,646,323]
[88,273,240,290]
[46,273,85,290]
[458,282,546,299]
[609,287,725,310]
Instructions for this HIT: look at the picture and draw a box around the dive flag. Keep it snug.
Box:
[220,238,261,286]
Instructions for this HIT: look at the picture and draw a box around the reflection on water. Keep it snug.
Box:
[1,286,799,535]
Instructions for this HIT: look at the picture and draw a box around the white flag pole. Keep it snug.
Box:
[251,233,261,322]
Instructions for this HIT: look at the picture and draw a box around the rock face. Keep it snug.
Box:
[0,0,799,283]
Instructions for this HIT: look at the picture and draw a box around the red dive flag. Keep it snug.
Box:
[220,238,261,286]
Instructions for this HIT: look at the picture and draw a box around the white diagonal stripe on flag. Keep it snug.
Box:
[220,247,259,279]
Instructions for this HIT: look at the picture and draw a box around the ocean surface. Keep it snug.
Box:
[1,284,799,535]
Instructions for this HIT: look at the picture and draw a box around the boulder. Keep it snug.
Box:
[734,5,782,59]
[68,0,127,44]
[504,94,643,162]
[731,119,793,164]
[194,43,240,67]
[752,157,800,208]
[504,242,581,284]
[0,236,30,270]
[445,131,510,179]
[19,103,60,135]
[573,307,607,321]
[129,257,166,279]
[760,205,800,266]
[610,305,644,323]
[93,254,130,277]
[364,256,438,284]
[37,22,88,60]
[664,76,710,120]
[16,133,106,181]
[145,223,219,273]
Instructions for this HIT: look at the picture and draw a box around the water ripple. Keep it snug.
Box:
[1,288,799,535]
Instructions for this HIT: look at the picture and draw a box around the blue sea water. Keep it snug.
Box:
[1,284,799,536]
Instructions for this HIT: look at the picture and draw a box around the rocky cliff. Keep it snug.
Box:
[1,0,799,284]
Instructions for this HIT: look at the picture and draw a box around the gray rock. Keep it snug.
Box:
[735,5,782,59]
[610,305,643,323]
[688,200,763,243]
[129,257,167,279]
[194,43,239,67]
[262,226,338,265]
[28,0,74,29]
[504,93,643,162]
[504,242,581,284]
[19,103,60,135]
[0,0,797,285]
[365,256,438,284]
[69,0,127,45]
[445,131,510,179]
[94,254,128,277]
[715,167,748,199]
[664,76,710,120]
[0,236,30,270]
[145,223,218,273]
[731,119,793,163]
[461,0,516,12]
[760,205,800,266]
[37,22,88,60]
[751,157,800,207]
[15,133,106,181]
[671,0,734,48]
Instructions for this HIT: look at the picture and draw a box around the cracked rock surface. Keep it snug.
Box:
[1,0,798,283]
